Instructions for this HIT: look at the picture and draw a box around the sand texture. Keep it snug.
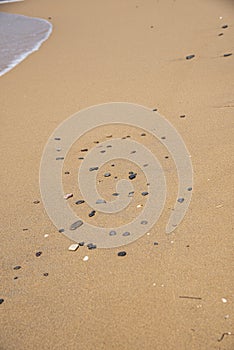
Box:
[0,0,233,349]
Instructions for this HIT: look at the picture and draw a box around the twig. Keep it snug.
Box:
[217,332,232,342]
[179,296,202,300]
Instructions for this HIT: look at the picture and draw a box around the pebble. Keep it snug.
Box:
[89,210,96,217]
[137,204,143,208]
[223,53,232,57]
[94,141,99,144]
[100,150,106,153]
[56,157,64,160]
[130,150,136,154]
[222,298,227,303]
[81,148,88,152]
[35,251,42,257]
[0,299,4,305]
[165,156,169,159]
[68,244,79,251]
[56,148,61,152]
[58,228,65,233]
[112,193,119,196]
[128,191,134,197]
[64,193,73,200]
[89,167,99,171]
[109,230,117,236]
[44,234,49,238]
[43,273,49,277]
[143,164,148,167]
[141,191,149,196]
[141,220,148,225]
[111,164,115,167]
[222,24,228,29]
[187,187,193,191]
[118,251,127,257]
[152,108,157,111]
[78,157,84,160]
[218,33,224,36]
[64,171,70,174]
[87,243,97,250]
[141,133,146,136]
[180,115,186,118]
[33,200,40,204]
[161,136,166,140]
[75,200,85,205]
[129,173,137,180]
[177,197,185,203]
[104,172,111,177]
[106,145,112,148]
[79,242,85,246]
[123,231,130,236]
[54,137,61,140]
[83,256,89,261]
[70,220,83,230]
[96,199,106,204]
[106,135,112,138]
[154,242,159,245]
[13,266,21,270]
[14,277,18,280]
[186,54,195,60]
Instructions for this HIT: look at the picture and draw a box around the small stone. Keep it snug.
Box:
[89,166,99,171]
[222,24,228,29]
[180,115,186,118]
[54,137,61,140]
[141,191,149,196]
[129,173,137,180]
[0,299,4,305]
[22,228,28,231]
[154,242,159,245]
[94,141,99,143]
[150,25,154,28]
[223,53,232,57]
[48,16,52,20]
[186,54,195,60]
[14,277,18,280]
[89,210,96,217]
[104,172,111,177]
[141,220,148,225]
[64,171,70,174]
[78,157,84,160]
[64,193,73,200]
[83,256,89,261]
[106,145,112,148]
[75,200,85,205]
[177,197,185,203]
[35,251,42,257]
[137,204,143,208]
[143,164,148,167]
[187,187,192,191]
[79,242,85,246]
[100,150,106,153]
[111,164,115,167]
[161,136,166,140]
[70,220,83,230]
[118,251,127,257]
[112,193,119,196]
[130,150,136,154]
[165,156,169,159]
[218,33,224,36]
[56,157,64,160]
[122,231,130,236]
[56,148,61,152]
[33,200,40,204]
[58,228,65,233]
[13,265,21,270]
[128,191,134,197]
[152,108,157,111]
[141,133,146,136]
[109,230,117,236]
[81,148,88,152]
[222,298,227,303]
[87,243,97,250]
[106,135,112,138]
[96,199,106,204]
[43,273,49,276]
[44,234,49,238]
[68,244,79,251]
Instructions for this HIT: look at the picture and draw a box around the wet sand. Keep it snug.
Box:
[0,0,233,349]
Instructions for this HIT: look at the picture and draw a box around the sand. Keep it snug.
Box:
[0,0,233,349]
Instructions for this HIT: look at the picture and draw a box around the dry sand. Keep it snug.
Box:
[0,0,233,349]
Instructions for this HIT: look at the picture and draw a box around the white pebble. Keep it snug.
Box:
[153,283,156,286]
[44,234,49,238]
[83,256,89,261]
[68,244,79,251]
[147,232,150,236]
[137,204,143,208]
[222,298,227,303]
[64,193,73,200]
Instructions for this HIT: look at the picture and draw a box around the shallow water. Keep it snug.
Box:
[0,12,52,76]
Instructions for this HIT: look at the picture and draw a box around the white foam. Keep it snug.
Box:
[0,13,53,77]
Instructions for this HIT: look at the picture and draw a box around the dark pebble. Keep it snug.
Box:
[123,231,130,236]
[223,53,232,57]
[22,228,28,231]
[54,137,61,140]
[13,266,21,270]
[75,200,85,205]
[141,220,148,225]
[180,115,186,118]
[111,164,115,167]
[106,145,112,148]
[129,173,137,180]
[152,108,157,111]
[89,210,96,217]
[70,220,83,230]
[79,242,85,246]
[129,171,134,174]
[33,200,40,204]
[87,243,97,250]
[100,150,106,153]
[58,228,65,233]
[161,136,166,140]
[96,199,106,204]
[106,135,112,138]
[94,141,99,144]
[104,172,111,177]
[43,273,49,277]
[143,164,148,167]
[112,192,119,196]
[48,16,52,20]
[0,299,4,305]
[109,230,117,236]
[81,148,88,152]
[186,245,190,248]
[154,242,159,246]
[186,54,195,60]
[150,25,154,28]
[64,171,70,174]
[126,135,131,138]
[118,251,127,257]
[128,191,134,197]
[89,166,99,171]
[187,187,192,191]
[78,157,84,160]
[35,251,42,257]
[165,156,169,159]
[222,24,228,29]
[56,157,64,160]
[218,33,224,36]
[141,133,146,136]
[177,197,185,203]
[141,191,149,196]
[14,277,18,280]
[130,150,136,154]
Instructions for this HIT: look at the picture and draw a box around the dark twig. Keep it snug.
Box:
[179,296,202,300]
[217,332,232,342]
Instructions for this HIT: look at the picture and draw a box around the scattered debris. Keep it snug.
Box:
[96,199,106,204]
[179,296,202,300]
[177,197,185,203]
[217,332,232,342]
[81,148,88,152]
